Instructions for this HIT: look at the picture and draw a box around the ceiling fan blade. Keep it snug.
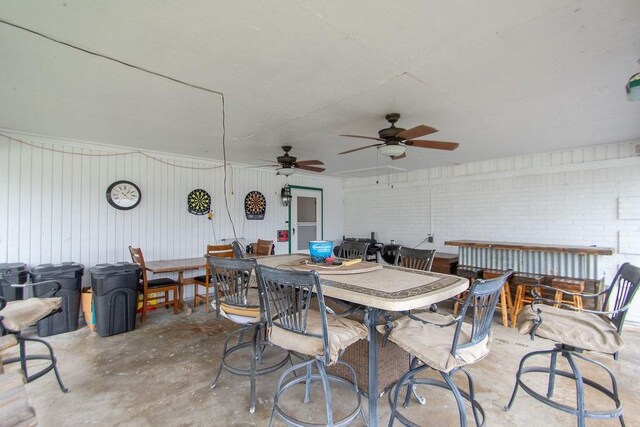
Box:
[339,134,385,142]
[295,159,324,166]
[258,159,280,164]
[338,143,383,155]
[396,125,438,140]
[391,152,407,160]
[295,164,325,173]
[255,164,280,168]
[404,139,459,151]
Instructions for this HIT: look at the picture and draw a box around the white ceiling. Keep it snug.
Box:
[1,1,639,177]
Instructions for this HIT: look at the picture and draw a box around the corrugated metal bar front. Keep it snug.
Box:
[459,247,600,280]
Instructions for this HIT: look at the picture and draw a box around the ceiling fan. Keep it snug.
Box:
[261,145,325,176]
[339,113,459,160]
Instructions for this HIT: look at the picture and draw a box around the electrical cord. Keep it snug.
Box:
[0,18,240,242]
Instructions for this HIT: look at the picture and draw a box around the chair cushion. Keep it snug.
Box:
[377,312,490,373]
[517,304,623,354]
[146,278,178,288]
[269,310,368,365]
[1,298,62,331]
[0,334,18,352]
[192,275,210,284]
[214,288,263,324]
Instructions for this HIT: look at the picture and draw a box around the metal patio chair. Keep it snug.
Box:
[393,247,436,272]
[207,256,289,414]
[192,244,234,312]
[338,241,369,261]
[505,262,640,427]
[382,270,513,426]
[394,247,438,312]
[0,279,68,392]
[255,265,368,426]
[231,240,245,259]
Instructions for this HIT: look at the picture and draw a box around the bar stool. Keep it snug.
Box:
[483,269,513,327]
[551,277,585,309]
[453,266,484,316]
[510,273,545,327]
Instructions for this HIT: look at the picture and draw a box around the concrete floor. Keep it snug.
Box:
[6,304,640,426]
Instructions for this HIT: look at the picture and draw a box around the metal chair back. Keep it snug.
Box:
[231,240,245,259]
[452,270,513,356]
[338,241,369,261]
[255,265,330,365]
[394,247,436,271]
[602,262,640,333]
[206,256,259,319]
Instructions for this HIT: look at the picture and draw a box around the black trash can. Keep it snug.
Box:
[0,263,29,301]
[30,262,85,337]
[90,263,141,337]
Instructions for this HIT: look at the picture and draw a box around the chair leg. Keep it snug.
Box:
[500,288,509,327]
[141,292,148,322]
[440,371,468,427]
[505,349,552,412]
[211,331,234,389]
[204,283,210,313]
[304,363,312,404]
[572,352,626,427]
[512,286,523,327]
[554,291,562,307]
[547,350,558,398]
[403,356,426,407]
[316,360,335,427]
[249,326,259,414]
[564,352,586,427]
[459,368,482,427]
[173,289,179,314]
[164,291,169,308]
[10,336,69,393]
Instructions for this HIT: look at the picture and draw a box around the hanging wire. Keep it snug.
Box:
[0,18,240,239]
[0,132,226,170]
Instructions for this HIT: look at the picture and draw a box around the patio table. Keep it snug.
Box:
[144,257,206,313]
[257,254,468,426]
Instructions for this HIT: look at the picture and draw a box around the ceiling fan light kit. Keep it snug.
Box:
[277,167,295,176]
[378,144,406,158]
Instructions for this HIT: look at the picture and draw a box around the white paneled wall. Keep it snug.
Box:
[0,132,344,296]
[344,140,640,322]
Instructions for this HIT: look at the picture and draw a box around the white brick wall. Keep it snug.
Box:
[344,140,640,323]
[618,197,640,220]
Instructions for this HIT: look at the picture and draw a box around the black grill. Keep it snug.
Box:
[334,235,383,262]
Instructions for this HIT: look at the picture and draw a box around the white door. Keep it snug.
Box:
[290,189,321,253]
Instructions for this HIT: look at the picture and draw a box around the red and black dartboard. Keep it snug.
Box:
[244,191,266,220]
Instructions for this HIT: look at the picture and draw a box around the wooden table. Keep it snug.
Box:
[257,254,469,426]
[144,257,206,312]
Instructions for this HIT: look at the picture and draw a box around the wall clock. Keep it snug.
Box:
[106,180,141,210]
[244,191,266,220]
[188,189,211,215]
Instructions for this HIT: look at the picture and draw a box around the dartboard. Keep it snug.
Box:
[187,189,211,215]
[244,191,266,220]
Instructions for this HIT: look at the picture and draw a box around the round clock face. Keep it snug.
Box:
[188,189,211,215]
[245,191,266,220]
[106,180,141,210]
